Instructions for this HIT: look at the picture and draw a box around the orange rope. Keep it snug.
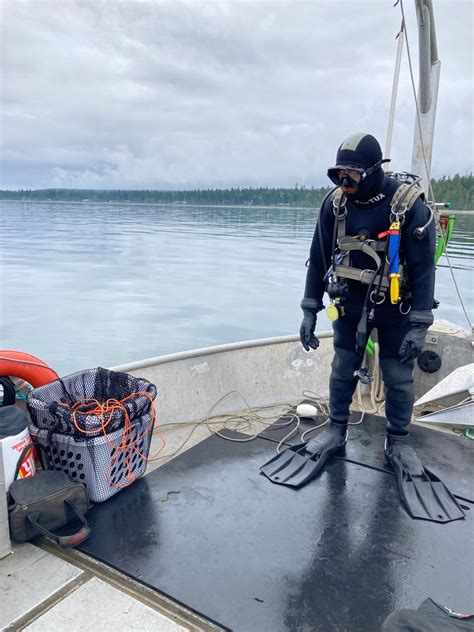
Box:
[59,391,164,490]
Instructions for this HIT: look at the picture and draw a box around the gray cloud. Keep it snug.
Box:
[1,0,472,189]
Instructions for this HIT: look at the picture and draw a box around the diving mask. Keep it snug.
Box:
[327,159,389,188]
[327,167,365,188]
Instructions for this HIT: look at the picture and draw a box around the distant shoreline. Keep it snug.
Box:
[1,199,473,213]
[0,199,317,211]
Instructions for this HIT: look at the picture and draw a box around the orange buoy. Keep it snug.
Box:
[0,350,58,388]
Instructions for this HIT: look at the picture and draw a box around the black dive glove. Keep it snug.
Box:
[299,298,323,352]
[399,310,434,364]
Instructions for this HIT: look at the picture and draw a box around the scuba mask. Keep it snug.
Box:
[327,169,363,188]
[327,159,390,192]
[339,173,359,188]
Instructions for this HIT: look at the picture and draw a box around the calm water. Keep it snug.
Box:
[1,201,473,375]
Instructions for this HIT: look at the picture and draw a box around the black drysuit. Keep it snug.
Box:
[304,176,436,433]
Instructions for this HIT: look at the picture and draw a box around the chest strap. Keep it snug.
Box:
[334,263,405,290]
[337,236,383,267]
[338,235,386,253]
[335,235,403,289]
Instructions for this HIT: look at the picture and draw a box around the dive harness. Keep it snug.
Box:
[326,177,428,385]
[325,177,426,322]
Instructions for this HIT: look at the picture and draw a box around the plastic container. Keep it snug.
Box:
[26,367,157,502]
[29,413,154,502]
[0,406,36,491]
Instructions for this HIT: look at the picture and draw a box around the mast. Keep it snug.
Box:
[384,22,405,168]
[411,0,440,194]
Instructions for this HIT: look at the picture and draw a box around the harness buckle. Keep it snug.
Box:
[390,211,405,224]
[333,205,347,220]
[332,188,347,219]
[370,290,386,305]
[399,300,411,315]
[335,251,347,265]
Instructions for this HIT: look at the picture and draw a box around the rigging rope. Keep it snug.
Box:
[147,389,371,461]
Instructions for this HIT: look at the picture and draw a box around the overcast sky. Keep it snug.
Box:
[1,0,472,190]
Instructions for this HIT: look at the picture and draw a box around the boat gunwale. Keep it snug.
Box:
[111,331,335,372]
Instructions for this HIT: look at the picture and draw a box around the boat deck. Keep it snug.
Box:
[2,404,473,631]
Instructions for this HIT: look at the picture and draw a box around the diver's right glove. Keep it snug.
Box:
[399,310,434,364]
[299,298,324,352]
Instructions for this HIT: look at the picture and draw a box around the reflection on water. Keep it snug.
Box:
[1,201,472,374]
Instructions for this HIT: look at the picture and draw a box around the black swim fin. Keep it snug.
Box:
[385,444,465,523]
[260,424,347,488]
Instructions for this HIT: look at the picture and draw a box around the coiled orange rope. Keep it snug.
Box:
[60,391,165,490]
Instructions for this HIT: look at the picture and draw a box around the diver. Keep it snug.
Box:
[261,133,464,523]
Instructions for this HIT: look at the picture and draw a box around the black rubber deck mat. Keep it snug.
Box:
[260,410,474,501]
[79,428,474,632]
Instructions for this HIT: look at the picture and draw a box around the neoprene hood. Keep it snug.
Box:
[335,133,383,171]
[328,133,389,201]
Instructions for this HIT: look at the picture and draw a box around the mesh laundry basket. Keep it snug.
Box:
[27,367,157,502]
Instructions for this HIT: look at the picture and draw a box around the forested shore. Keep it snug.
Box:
[1,174,472,209]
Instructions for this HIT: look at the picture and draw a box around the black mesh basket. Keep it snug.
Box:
[26,367,157,502]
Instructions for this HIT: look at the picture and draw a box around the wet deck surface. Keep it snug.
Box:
[78,415,474,632]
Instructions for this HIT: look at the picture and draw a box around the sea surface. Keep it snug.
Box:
[1,201,473,375]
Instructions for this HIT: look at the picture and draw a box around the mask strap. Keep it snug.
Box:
[362,158,390,179]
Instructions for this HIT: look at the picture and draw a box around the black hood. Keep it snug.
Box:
[351,167,385,203]
[329,133,388,202]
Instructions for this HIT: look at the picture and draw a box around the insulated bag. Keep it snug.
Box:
[8,444,91,547]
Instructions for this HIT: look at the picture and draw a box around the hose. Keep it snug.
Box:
[434,214,455,265]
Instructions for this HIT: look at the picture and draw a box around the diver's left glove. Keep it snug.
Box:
[399,310,434,364]
[300,298,324,352]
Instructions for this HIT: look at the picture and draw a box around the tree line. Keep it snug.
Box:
[1,173,472,209]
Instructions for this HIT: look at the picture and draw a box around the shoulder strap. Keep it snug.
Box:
[332,187,344,209]
[330,183,423,242]
[390,183,424,218]
[331,188,347,241]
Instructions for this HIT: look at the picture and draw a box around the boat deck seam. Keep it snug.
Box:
[36,539,226,632]
[4,567,90,631]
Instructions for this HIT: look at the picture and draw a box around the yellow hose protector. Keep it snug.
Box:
[390,273,400,304]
